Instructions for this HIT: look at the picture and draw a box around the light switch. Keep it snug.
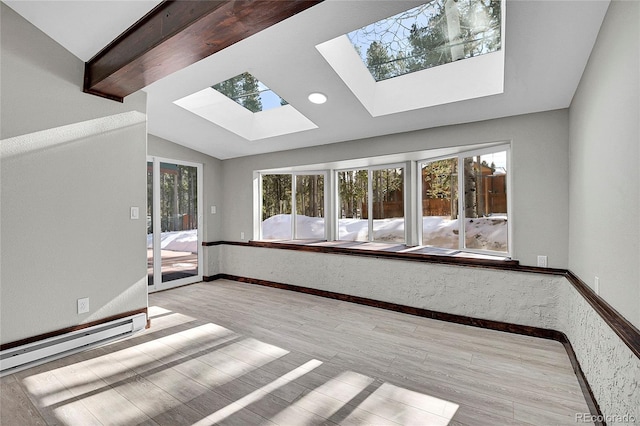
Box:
[130,206,139,220]
[211,205,217,214]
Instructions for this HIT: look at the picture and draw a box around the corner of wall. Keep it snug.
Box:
[567,0,640,328]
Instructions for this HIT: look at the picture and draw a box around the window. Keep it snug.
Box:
[462,150,508,252]
[315,0,505,116]
[338,169,369,241]
[372,167,405,243]
[260,173,325,240]
[295,175,325,239]
[421,158,459,249]
[256,144,509,257]
[419,147,508,254]
[347,0,502,81]
[337,166,406,243]
[261,174,292,240]
[174,73,317,141]
[212,72,287,113]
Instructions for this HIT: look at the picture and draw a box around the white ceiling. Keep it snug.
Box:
[5,0,610,160]
[3,0,163,62]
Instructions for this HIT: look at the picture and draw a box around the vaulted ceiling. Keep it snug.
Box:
[5,0,610,159]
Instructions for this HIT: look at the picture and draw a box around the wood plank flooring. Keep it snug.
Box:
[1,280,593,425]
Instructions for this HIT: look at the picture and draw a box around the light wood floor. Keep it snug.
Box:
[1,280,593,425]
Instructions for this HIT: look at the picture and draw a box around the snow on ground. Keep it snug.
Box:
[338,217,406,242]
[150,214,507,254]
[420,215,508,251]
[147,229,197,253]
[262,214,507,251]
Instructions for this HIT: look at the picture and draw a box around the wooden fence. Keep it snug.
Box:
[423,198,455,217]
[347,174,507,219]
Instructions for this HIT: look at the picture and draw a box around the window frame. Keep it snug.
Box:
[417,144,511,256]
[258,171,328,241]
[334,162,408,244]
[416,154,460,249]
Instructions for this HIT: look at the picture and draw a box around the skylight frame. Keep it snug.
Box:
[316,0,506,117]
[174,73,317,141]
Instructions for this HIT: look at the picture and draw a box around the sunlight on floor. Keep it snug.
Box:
[360,382,458,425]
[194,359,323,425]
[16,305,460,425]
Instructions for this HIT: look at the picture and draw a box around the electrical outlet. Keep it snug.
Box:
[594,277,600,295]
[211,205,217,214]
[240,232,245,240]
[537,255,548,268]
[77,297,89,314]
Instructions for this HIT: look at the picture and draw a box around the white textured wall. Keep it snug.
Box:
[0,4,148,344]
[221,110,570,268]
[558,283,640,424]
[568,0,640,328]
[219,245,562,329]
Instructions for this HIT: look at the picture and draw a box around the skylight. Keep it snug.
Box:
[316,0,505,117]
[174,73,317,141]
[347,0,501,81]
[212,72,287,113]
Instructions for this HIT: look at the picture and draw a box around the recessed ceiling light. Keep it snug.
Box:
[308,92,327,104]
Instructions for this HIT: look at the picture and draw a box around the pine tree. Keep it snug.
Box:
[408,9,451,72]
[366,41,394,81]
[262,175,291,220]
[238,73,262,113]
[408,0,501,71]
[423,159,455,199]
[338,170,368,218]
[212,72,263,113]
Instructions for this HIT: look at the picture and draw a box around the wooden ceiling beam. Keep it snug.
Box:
[83,0,323,102]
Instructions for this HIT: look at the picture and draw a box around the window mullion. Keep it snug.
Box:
[291,174,297,239]
[257,173,263,240]
[416,161,423,247]
[368,169,373,242]
[326,171,333,241]
[457,156,465,250]
[407,161,417,246]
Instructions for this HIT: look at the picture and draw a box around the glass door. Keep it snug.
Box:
[147,157,203,291]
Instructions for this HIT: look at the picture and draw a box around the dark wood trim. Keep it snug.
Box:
[249,240,522,269]
[84,0,323,100]
[202,239,564,273]
[208,274,603,421]
[202,241,249,247]
[203,274,225,282]
[559,337,605,425]
[211,274,562,338]
[565,271,640,360]
[0,308,148,352]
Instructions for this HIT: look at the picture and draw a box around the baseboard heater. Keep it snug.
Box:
[0,313,147,377]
